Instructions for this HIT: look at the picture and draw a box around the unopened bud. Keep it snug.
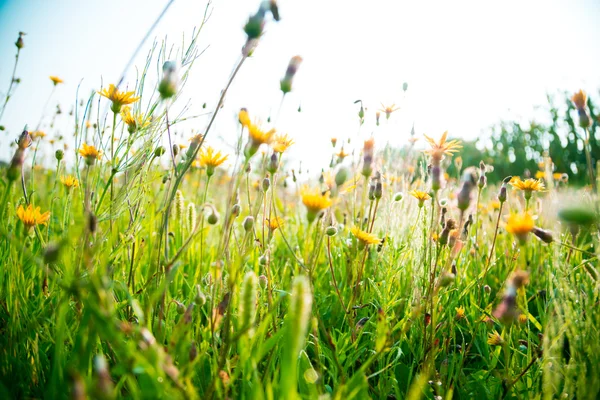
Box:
[195,285,206,306]
[262,177,270,192]
[154,146,166,158]
[207,210,219,225]
[335,167,349,187]
[231,203,241,217]
[158,61,178,99]
[393,192,403,202]
[532,227,553,244]
[258,274,268,290]
[325,226,338,236]
[280,56,303,94]
[243,216,254,232]
[374,181,383,200]
[55,149,64,161]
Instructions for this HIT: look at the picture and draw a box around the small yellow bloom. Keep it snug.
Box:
[17,204,50,229]
[510,177,545,199]
[350,226,381,246]
[534,171,545,180]
[518,314,528,324]
[506,212,534,243]
[248,122,275,146]
[378,103,400,119]
[238,108,251,128]
[49,75,64,85]
[423,131,462,162]
[98,84,140,113]
[267,216,283,231]
[271,133,294,153]
[571,89,587,110]
[487,331,504,346]
[490,200,501,211]
[301,186,332,222]
[30,130,46,139]
[79,143,102,165]
[336,148,350,160]
[409,190,431,207]
[120,106,150,133]
[61,175,79,189]
[199,146,228,176]
[455,306,466,320]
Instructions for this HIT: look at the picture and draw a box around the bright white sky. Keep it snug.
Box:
[0,0,599,174]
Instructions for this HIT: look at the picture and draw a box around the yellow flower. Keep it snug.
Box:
[423,131,462,162]
[49,75,64,85]
[350,226,381,247]
[271,133,294,153]
[336,148,350,160]
[487,331,504,346]
[79,143,102,165]
[409,190,431,207]
[199,146,228,176]
[17,204,50,229]
[490,200,501,211]
[535,171,545,180]
[120,106,150,133]
[238,108,251,128]
[245,121,276,158]
[518,314,528,324]
[267,216,283,231]
[30,130,46,139]
[571,89,587,110]
[301,186,332,222]
[510,177,545,199]
[378,103,400,119]
[455,306,466,320]
[98,84,140,113]
[506,212,534,244]
[61,175,79,189]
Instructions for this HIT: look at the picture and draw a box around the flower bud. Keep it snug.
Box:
[267,153,279,173]
[259,254,268,266]
[532,227,553,244]
[374,181,383,200]
[335,167,349,187]
[457,168,477,211]
[195,285,206,306]
[325,226,338,236]
[176,301,186,315]
[15,32,25,49]
[258,274,268,290]
[438,272,455,288]
[55,149,64,161]
[207,210,219,225]
[368,183,375,201]
[393,192,403,202]
[231,203,241,218]
[154,146,166,158]
[158,61,178,99]
[262,177,270,192]
[243,216,254,232]
[280,56,303,94]
[577,108,592,128]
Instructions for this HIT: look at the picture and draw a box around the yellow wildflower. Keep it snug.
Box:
[350,226,381,247]
[535,171,545,180]
[271,133,294,153]
[506,213,534,244]
[301,186,332,222]
[30,130,46,139]
[518,314,528,324]
[61,175,79,189]
[267,216,284,231]
[571,89,587,110]
[510,177,545,200]
[238,108,251,128]
[98,84,140,113]
[455,306,466,320]
[487,331,504,346]
[423,131,461,163]
[17,204,50,229]
[409,190,431,207]
[336,148,349,161]
[49,75,64,85]
[79,143,102,165]
[378,103,400,119]
[120,106,150,133]
[199,146,228,176]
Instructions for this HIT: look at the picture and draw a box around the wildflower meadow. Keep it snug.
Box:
[1,2,599,399]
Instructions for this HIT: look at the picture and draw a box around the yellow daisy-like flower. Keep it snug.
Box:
[238,108,251,128]
[79,143,102,165]
[378,103,401,119]
[490,200,501,211]
[49,75,64,85]
[301,186,332,222]
[61,175,79,189]
[98,84,140,113]
[267,216,283,231]
[510,177,545,200]
[17,204,50,229]
[506,212,534,244]
[336,148,349,160]
[271,133,294,153]
[409,190,431,207]
[423,131,462,163]
[120,106,150,133]
[455,306,466,320]
[487,331,504,346]
[535,171,545,180]
[30,130,46,140]
[245,121,276,158]
[518,314,528,324]
[199,146,228,176]
[553,172,563,181]
[571,89,587,110]
[350,226,381,247]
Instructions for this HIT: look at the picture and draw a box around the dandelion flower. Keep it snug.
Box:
[120,106,150,133]
[506,212,534,244]
[79,143,102,165]
[301,186,332,222]
[61,175,79,189]
[245,122,276,158]
[409,190,431,208]
[239,108,251,128]
[98,84,140,113]
[350,226,381,247]
[487,331,504,346]
[49,75,64,85]
[17,204,50,229]
[267,216,283,231]
[510,177,545,200]
[199,146,228,176]
[271,133,294,153]
[378,103,400,120]
[455,306,466,320]
[423,131,462,164]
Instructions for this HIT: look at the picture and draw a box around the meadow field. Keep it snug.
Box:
[1,2,599,399]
